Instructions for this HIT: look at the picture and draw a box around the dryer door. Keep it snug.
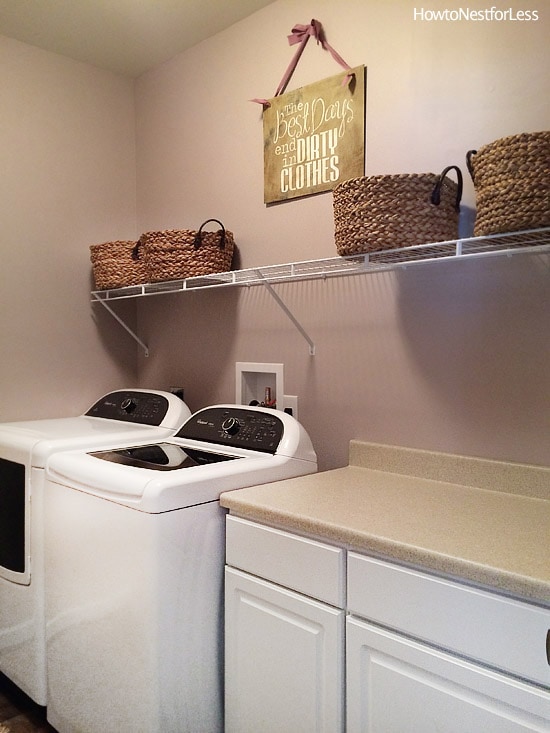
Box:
[0,456,28,584]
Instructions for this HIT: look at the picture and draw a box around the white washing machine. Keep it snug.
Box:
[44,404,317,733]
[0,389,191,705]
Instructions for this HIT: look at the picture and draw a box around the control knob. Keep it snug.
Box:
[121,397,137,414]
[221,416,240,436]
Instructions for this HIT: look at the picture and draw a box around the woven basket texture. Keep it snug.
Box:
[333,173,460,255]
[139,228,235,282]
[90,240,148,290]
[468,131,550,236]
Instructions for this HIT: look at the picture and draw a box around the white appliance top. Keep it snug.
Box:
[0,389,191,466]
[46,405,318,513]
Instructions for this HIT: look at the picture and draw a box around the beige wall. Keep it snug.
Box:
[135,0,549,470]
[1,2,548,469]
[0,35,137,420]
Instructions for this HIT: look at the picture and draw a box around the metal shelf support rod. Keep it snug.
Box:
[92,293,149,357]
[259,276,316,356]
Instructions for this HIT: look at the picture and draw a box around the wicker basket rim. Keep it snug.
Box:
[475,129,549,149]
[90,239,136,249]
[336,172,446,182]
[141,228,232,236]
[333,172,461,193]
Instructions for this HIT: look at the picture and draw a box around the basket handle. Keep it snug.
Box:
[430,165,463,212]
[193,219,226,250]
[466,150,477,183]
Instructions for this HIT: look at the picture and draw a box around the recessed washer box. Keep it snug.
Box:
[236,362,284,408]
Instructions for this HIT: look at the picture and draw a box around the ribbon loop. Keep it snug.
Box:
[253,19,353,107]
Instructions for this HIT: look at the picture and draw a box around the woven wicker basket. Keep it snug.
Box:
[333,166,463,255]
[90,240,149,290]
[467,131,550,236]
[139,219,235,282]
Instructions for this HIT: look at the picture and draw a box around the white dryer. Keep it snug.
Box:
[44,404,317,733]
[0,389,190,704]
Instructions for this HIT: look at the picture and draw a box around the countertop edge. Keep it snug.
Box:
[223,503,550,606]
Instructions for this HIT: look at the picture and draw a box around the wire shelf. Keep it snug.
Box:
[92,228,550,303]
[91,227,550,356]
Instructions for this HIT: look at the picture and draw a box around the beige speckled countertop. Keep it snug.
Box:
[220,441,550,605]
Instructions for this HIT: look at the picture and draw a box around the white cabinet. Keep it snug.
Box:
[224,516,550,733]
[346,617,550,733]
[224,516,345,733]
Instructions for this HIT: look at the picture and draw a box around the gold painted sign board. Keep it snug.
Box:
[263,65,365,204]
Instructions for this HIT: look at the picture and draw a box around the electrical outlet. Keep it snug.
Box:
[283,395,298,420]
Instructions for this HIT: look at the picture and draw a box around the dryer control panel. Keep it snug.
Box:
[177,407,284,454]
[85,391,173,426]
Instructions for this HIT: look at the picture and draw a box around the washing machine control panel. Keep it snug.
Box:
[85,391,172,426]
[177,407,284,453]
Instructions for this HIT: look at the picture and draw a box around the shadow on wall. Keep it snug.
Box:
[89,248,243,399]
[299,248,550,468]
[136,286,241,411]
[89,273,139,379]
[459,205,475,238]
[394,251,550,457]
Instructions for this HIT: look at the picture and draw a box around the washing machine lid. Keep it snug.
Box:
[47,446,313,512]
[92,443,242,471]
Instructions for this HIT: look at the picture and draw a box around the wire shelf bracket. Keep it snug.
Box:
[92,292,149,357]
[258,274,316,356]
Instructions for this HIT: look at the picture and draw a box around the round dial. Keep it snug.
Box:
[121,397,137,413]
[221,417,240,435]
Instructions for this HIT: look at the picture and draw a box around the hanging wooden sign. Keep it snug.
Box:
[263,65,366,204]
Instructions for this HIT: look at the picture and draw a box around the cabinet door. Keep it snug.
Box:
[347,616,550,733]
[225,567,345,733]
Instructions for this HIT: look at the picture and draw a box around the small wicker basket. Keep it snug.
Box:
[90,240,149,290]
[467,131,550,236]
[333,166,463,256]
[138,219,235,282]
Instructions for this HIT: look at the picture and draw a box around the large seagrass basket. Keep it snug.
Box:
[90,240,149,290]
[467,131,550,236]
[139,219,235,282]
[333,166,463,255]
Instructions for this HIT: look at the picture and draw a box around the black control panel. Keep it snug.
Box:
[176,407,284,454]
[85,391,170,426]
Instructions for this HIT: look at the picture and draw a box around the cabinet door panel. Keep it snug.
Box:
[225,567,344,733]
[347,617,550,733]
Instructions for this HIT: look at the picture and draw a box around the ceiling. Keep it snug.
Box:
[0,0,276,77]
